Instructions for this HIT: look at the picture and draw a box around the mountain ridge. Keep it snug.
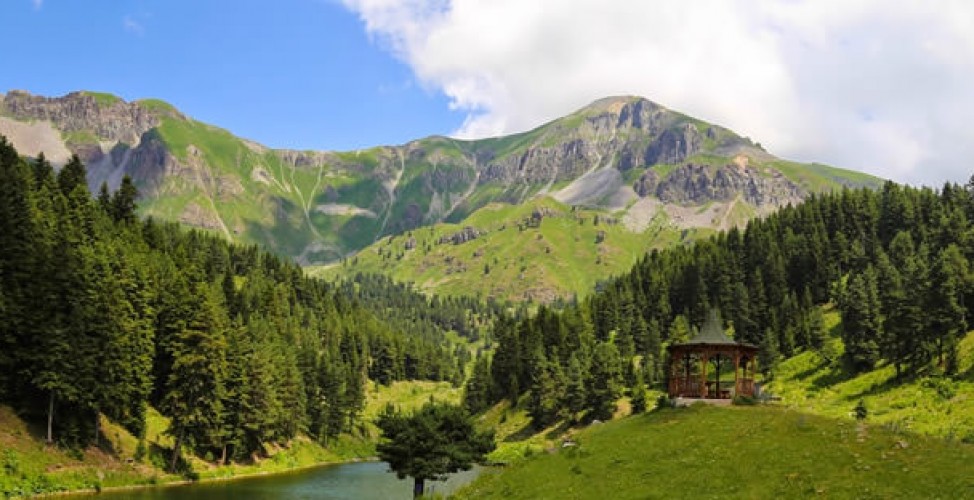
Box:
[0,90,882,271]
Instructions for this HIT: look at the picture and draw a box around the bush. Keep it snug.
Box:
[854,399,868,421]
[732,395,756,406]
[920,377,956,401]
[655,394,674,410]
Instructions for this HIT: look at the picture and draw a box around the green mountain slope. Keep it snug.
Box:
[312,196,694,302]
[0,90,882,269]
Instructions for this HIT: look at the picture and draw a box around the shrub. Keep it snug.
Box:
[854,399,868,421]
[920,377,956,401]
[732,395,756,406]
[655,394,674,410]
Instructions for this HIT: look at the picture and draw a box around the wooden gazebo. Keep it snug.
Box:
[666,311,758,399]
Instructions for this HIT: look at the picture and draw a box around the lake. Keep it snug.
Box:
[81,462,483,499]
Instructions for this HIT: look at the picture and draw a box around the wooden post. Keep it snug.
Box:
[714,353,721,398]
[734,351,740,397]
[700,353,709,398]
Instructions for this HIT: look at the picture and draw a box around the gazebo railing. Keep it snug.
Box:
[668,378,756,399]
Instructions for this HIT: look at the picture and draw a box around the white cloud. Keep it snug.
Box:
[341,0,974,185]
[31,0,42,10]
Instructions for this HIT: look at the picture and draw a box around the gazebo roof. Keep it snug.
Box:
[669,310,758,349]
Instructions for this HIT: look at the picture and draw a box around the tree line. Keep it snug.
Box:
[465,179,974,428]
[0,137,490,469]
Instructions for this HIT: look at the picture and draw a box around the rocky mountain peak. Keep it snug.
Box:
[1,90,160,145]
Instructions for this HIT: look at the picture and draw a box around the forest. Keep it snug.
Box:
[464,177,974,428]
[0,137,498,469]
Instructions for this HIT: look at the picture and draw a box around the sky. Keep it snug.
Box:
[2,0,973,186]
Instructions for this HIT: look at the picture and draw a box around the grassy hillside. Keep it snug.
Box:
[766,310,974,442]
[458,404,974,499]
[311,196,692,302]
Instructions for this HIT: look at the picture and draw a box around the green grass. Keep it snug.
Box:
[766,312,974,441]
[62,129,100,146]
[135,98,180,116]
[81,91,121,108]
[314,196,685,302]
[457,404,974,499]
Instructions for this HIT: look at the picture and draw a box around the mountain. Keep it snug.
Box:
[0,90,881,271]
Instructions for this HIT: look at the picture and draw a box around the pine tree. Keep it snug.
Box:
[111,175,139,224]
[929,245,968,374]
[758,327,779,379]
[57,154,88,197]
[563,353,587,421]
[839,269,883,372]
[527,347,563,428]
[587,342,622,421]
[162,282,229,471]
[629,366,647,414]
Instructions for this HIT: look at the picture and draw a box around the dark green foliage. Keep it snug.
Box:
[463,355,493,415]
[629,367,647,414]
[110,175,139,224]
[855,399,868,421]
[587,343,622,421]
[375,401,494,498]
[0,139,485,466]
[526,347,564,428]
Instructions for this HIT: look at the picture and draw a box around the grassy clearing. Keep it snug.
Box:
[458,404,974,499]
[767,316,974,442]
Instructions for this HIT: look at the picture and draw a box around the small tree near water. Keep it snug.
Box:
[376,400,495,498]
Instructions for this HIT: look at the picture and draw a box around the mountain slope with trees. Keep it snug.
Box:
[464,177,974,432]
[0,137,495,483]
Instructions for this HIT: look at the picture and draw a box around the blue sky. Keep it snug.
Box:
[3,0,974,185]
[0,0,463,150]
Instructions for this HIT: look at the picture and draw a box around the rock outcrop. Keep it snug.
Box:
[2,90,160,144]
[654,163,804,206]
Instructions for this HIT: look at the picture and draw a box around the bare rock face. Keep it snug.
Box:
[633,170,659,197]
[654,163,805,206]
[645,124,702,165]
[2,90,160,144]
[474,98,723,201]
[439,226,482,245]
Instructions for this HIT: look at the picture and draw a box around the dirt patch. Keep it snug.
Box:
[0,117,72,163]
[315,203,377,219]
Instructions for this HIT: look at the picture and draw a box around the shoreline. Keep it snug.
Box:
[41,456,379,498]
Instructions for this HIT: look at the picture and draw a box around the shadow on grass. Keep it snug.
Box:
[544,421,572,441]
[503,422,537,443]
[840,371,912,402]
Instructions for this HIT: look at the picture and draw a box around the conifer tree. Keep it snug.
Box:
[163,282,229,471]
[587,342,622,421]
[629,365,647,414]
[563,353,587,421]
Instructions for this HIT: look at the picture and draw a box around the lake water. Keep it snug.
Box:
[85,462,482,499]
